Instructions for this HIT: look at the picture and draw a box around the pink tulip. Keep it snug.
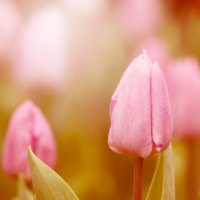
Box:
[2,100,57,180]
[12,6,68,91]
[0,0,21,60]
[108,51,172,158]
[166,58,200,139]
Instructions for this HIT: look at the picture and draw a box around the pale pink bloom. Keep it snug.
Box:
[108,51,172,158]
[0,0,21,60]
[118,0,164,41]
[2,100,57,180]
[61,0,108,70]
[166,58,200,139]
[62,0,107,18]
[135,37,170,71]
[12,6,68,91]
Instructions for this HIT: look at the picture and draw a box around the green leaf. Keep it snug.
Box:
[12,175,35,200]
[146,145,175,200]
[28,147,79,200]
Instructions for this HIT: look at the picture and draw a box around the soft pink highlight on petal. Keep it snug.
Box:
[2,100,57,180]
[108,51,172,158]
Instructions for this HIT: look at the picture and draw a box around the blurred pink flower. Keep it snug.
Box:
[108,51,172,158]
[62,0,107,18]
[166,58,200,139]
[0,0,21,61]
[118,0,164,41]
[2,100,57,180]
[135,37,170,71]
[61,0,109,73]
[12,6,68,91]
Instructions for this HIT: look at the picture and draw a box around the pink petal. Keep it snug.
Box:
[151,63,173,152]
[109,53,153,158]
[2,100,57,179]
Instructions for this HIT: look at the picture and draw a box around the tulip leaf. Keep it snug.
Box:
[146,145,175,200]
[12,175,35,200]
[28,147,79,200]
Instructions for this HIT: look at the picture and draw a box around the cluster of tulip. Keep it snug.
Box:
[2,50,174,200]
[1,49,200,200]
[1,0,200,200]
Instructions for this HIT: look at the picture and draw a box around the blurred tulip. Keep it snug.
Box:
[166,58,200,139]
[108,51,172,158]
[12,5,68,92]
[117,0,164,41]
[62,0,107,18]
[61,0,109,74]
[2,100,57,180]
[0,0,21,61]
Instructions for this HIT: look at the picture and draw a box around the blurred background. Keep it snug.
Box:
[1,0,200,199]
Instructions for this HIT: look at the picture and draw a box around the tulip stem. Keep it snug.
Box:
[133,157,144,200]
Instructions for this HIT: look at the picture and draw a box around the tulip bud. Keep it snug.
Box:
[166,58,200,139]
[2,100,57,180]
[108,51,173,158]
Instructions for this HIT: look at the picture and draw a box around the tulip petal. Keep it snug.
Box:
[109,53,153,158]
[110,65,132,116]
[151,63,172,152]
[2,100,57,180]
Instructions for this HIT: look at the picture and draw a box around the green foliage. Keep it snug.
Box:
[146,145,175,200]
[28,147,79,200]
[12,175,35,200]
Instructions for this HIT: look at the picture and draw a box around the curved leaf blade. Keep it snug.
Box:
[146,145,175,200]
[28,147,79,200]
[12,175,35,200]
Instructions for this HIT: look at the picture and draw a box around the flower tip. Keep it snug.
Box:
[23,99,35,108]
[27,146,34,165]
[28,146,32,154]
[155,145,162,153]
[136,49,152,65]
[152,62,161,71]
[142,49,149,56]
[108,143,123,154]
